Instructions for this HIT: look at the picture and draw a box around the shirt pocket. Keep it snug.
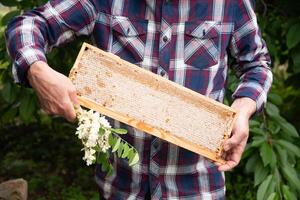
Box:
[111,15,148,64]
[184,20,221,70]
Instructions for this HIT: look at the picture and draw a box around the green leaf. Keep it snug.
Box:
[254,161,269,186]
[271,114,285,124]
[121,143,130,158]
[291,50,300,73]
[111,137,121,153]
[282,164,300,192]
[268,93,283,106]
[245,154,259,173]
[0,0,19,7]
[241,144,253,159]
[108,134,115,146]
[266,103,280,117]
[251,136,265,147]
[125,148,134,160]
[282,185,297,200]
[1,83,17,103]
[39,111,52,126]
[268,121,280,135]
[265,181,276,200]
[274,145,288,165]
[251,127,265,135]
[110,128,128,134]
[260,143,275,167]
[266,193,276,200]
[19,93,36,124]
[1,10,21,25]
[275,140,300,157]
[249,119,261,128]
[280,122,298,137]
[0,106,18,123]
[264,34,276,57]
[98,128,105,135]
[0,61,10,70]
[101,160,109,172]
[271,115,298,137]
[257,175,273,200]
[96,152,107,165]
[117,142,123,157]
[287,23,300,49]
[97,152,113,174]
[128,151,139,166]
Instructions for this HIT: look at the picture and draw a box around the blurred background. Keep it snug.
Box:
[0,0,299,199]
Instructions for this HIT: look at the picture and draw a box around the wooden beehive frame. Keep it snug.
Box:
[69,43,237,163]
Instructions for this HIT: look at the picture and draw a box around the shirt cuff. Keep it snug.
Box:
[12,46,47,87]
[232,82,267,113]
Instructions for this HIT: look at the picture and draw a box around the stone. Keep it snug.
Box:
[0,179,28,200]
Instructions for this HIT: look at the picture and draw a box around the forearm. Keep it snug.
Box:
[231,97,256,119]
[27,61,52,87]
[5,0,97,86]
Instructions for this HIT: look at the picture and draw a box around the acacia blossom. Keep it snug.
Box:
[75,107,112,165]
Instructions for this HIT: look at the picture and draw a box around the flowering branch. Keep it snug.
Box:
[75,106,139,175]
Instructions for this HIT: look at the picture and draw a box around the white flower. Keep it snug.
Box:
[75,107,113,165]
[99,116,111,128]
[98,133,110,152]
[82,148,96,166]
[76,123,89,139]
[86,131,98,148]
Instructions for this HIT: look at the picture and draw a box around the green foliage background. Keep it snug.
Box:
[0,0,299,199]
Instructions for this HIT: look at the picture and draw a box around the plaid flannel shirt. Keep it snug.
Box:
[6,0,272,199]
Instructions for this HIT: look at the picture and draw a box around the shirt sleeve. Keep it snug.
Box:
[229,0,273,113]
[5,0,98,86]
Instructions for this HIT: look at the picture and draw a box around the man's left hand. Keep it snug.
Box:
[216,97,256,171]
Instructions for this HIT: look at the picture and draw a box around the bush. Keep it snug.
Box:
[0,0,299,199]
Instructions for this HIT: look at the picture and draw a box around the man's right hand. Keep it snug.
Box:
[27,61,79,122]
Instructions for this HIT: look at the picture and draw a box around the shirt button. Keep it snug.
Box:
[160,70,166,76]
[162,36,168,43]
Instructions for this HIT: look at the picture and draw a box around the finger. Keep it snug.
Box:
[218,146,244,171]
[69,88,79,106]
[40,101,57,115]
[214,150,231,167]
[61,100,77,122]
[224,137,238,151]
[214,159,226,167]
[218,160,238,171]
[223,130,247,151]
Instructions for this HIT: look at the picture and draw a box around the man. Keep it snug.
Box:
[5,0,272,199]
